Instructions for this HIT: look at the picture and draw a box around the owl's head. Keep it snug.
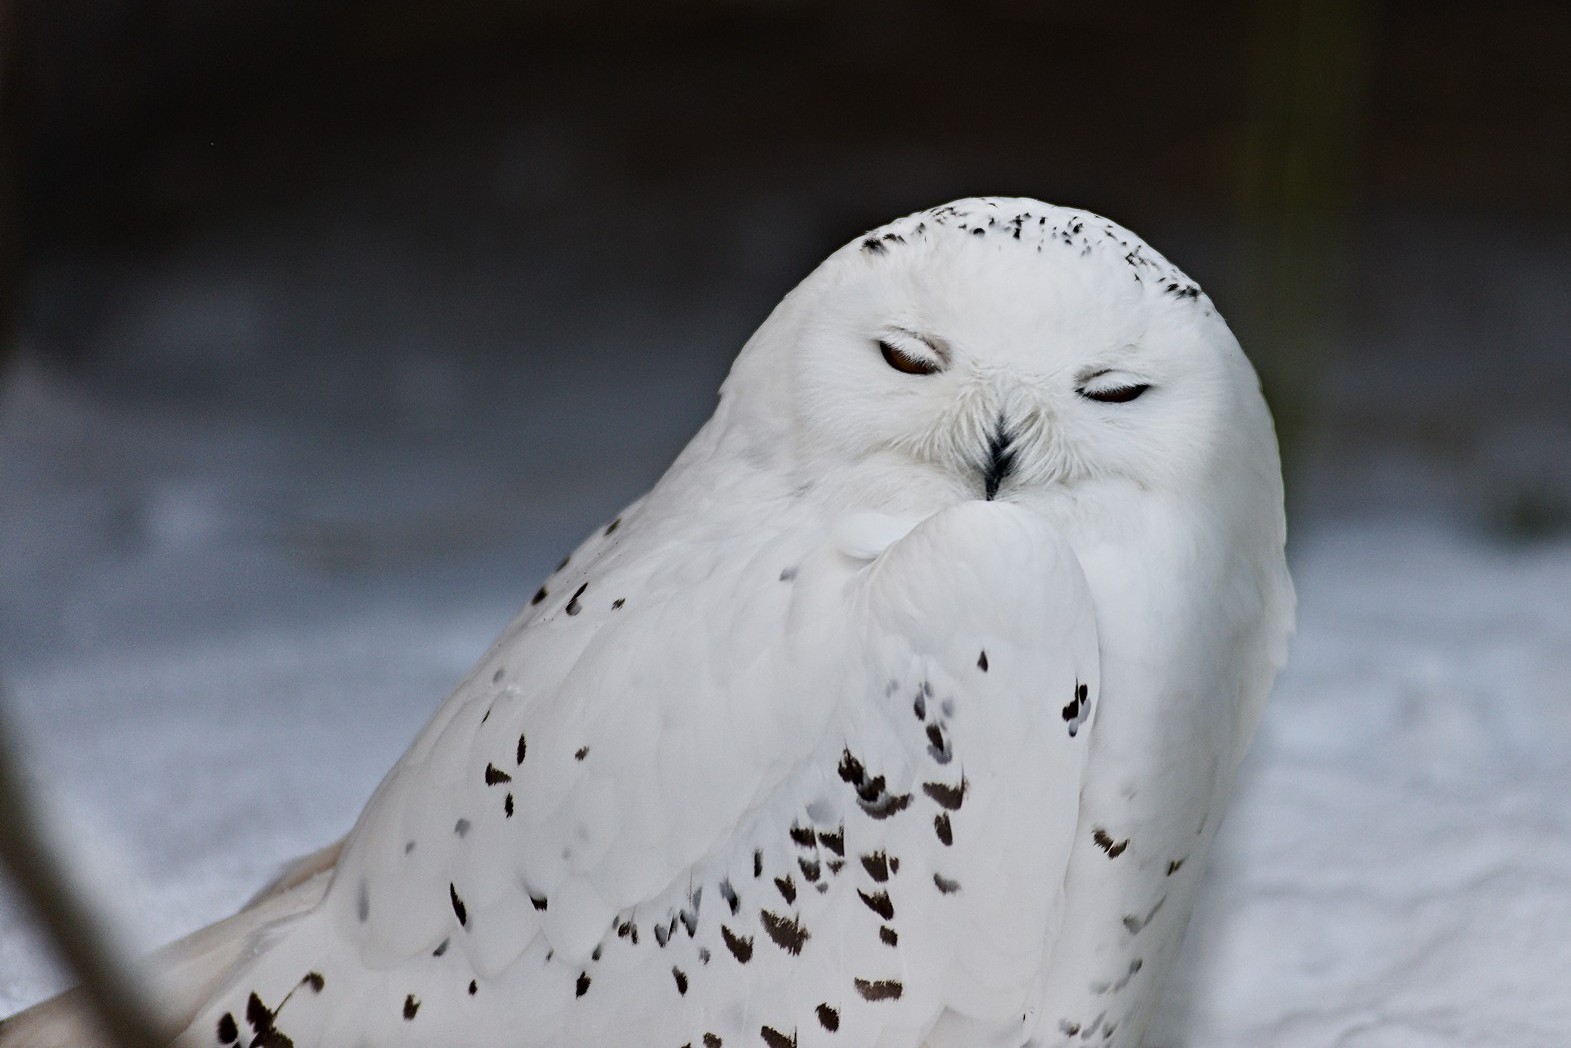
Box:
[717,198,1284,551]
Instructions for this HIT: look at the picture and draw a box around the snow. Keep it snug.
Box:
[3,223,1570,1045]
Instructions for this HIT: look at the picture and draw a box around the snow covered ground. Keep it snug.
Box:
[2,212,1569,1045]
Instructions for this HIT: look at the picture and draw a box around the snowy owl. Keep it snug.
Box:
[1,198,1292,1048]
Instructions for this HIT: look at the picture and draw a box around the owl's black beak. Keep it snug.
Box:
[981,416,1016,501]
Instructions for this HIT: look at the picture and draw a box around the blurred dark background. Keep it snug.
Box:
[1,0,1569,659]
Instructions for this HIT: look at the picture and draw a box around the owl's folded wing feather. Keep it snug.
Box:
[165,500,1098,1047]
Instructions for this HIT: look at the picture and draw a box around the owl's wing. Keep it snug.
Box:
[182,499,1098,1048]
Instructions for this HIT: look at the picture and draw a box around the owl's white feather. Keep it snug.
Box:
[0,197,1293,1048]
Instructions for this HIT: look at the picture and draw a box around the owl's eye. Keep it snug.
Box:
[878,338,943,376]
[1078,383,1150,404]
[1076,370,1151,404]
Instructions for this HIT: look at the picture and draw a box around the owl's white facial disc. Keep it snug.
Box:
[721,197,1280,533]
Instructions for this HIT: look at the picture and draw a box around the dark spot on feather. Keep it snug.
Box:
[404,840,415,854]
[754,849,763,877]
[1123,895,1166,936]
[860,851,890,882]
[217,1013,238,1044]
[1108,958,1145,993]
[403,994,419,1020]
[854,978,903,1001]
[454,818,471,838]
[699,947,711,964]
[484,763,511,786]
[468,980,477,996]
[721,925,754,963]
[789,824,816,848]
[934,813,953,846]
[1167,858,1186,876]
[605,517,621,535]
[798,856,821,882]
[565,582,588,616]
[531,586,548,605]
[720,878,740,915]
[816,1003,840,1031]
[504,792,514,817]
[576,971,590,997]
[859,787,912,820]
[879,925,898,946]
[681,907,699,938]
[922,779,967,810]
[760,909,810,954]
[492,667,505,683]
[575,746,589,761]
[612,598,625,610]
[826,858,844,874]
[704,1035,722,1048]
[450,883,468,926]
[861,236,887,255]
[432,938,449,957]
[927,731,952,764]
[673,966,688,995]
[591,943,602,962]
[926,724,944,750]
[516,734,527,765]
[817,827,845,856]
[1092,829,1129,858]
[857,889,894,921]
[913,692,927,720]
[779,566,798,582]
[761,1026,796,1048]
[837,750,865,786]
[933,873,961,894]
[357,879,370,922]
[775,874,797,904]
[302,972,324,993]
[977,650,988,671]
[245,993,273,1036]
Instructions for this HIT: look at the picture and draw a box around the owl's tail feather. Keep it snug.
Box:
[0,856,336,1048]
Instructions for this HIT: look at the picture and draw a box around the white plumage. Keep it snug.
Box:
[1,197,1293,1048]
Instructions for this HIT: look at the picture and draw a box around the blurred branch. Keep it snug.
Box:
[0,0,20,372]
[1233,0,1377,463]
[0,681,175,1048]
